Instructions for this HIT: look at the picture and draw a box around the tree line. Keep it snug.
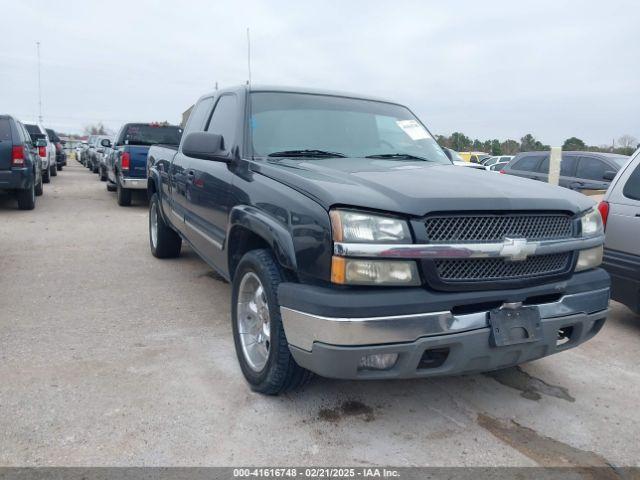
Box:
[436,132,638,157]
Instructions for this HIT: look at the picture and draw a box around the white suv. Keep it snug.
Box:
[24,123,56,183]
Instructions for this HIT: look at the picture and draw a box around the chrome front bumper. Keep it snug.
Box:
[120,177,146,189]
[281,287,610,351]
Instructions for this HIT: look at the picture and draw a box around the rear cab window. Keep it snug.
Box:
[119,124,183,146]
[25,124,46,141]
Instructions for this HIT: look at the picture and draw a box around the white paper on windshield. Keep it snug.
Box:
[396,120,431,141]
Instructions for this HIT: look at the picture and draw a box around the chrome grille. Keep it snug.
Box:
[425,214,573,243]
[435,253,571,282]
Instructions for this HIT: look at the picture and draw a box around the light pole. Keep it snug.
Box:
[36,41,42,123]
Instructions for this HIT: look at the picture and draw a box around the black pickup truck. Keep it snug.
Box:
[147,86,610,394]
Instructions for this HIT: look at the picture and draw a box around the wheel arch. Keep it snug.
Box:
[227,205,297,281]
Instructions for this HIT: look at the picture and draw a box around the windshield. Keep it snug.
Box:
[121,124,183,146]
[249,92,450,163]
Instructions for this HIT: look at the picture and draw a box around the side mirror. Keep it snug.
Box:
[603,171,616,181]
[97,148,105,153]
[101,139,111,148]
[35,139,47,147]
[182,132,227,161]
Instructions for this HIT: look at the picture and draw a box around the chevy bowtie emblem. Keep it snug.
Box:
[500,237,536,262]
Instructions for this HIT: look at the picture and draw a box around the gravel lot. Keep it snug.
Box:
[1,161,639,468]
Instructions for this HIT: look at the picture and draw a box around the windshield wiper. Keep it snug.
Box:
[365,153,430,161]
[267,149,346,158]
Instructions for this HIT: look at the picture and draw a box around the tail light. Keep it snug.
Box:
[55,143,62,153]
[121,152,130,171]
[499,170,506,174]
[11,146,25,166]
[598,201,609,231]
[38,146,46,157]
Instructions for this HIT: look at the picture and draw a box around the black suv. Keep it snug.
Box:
[46,128,67,171]
[503,151,629,191]
[0,115,44,209]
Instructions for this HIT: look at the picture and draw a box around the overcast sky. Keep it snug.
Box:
[2,0,638,146]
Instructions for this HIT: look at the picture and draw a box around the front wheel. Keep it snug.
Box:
[50,163,57,177]
[231,249,311,395]
[149,193,181,258]
[99,167,107,181]
[42,167,50,184]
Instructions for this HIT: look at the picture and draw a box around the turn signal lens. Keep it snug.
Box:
[575,246,603,272]
[331,256,419,286]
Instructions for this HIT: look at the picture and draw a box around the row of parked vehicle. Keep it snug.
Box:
[0,115,67,210]
[75,123,182,205]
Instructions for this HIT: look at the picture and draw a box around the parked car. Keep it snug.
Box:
[96,137,115,181]
[75,141,88,163]
[600,149,640,314]
[0,115,44,209]
[106,123,182,206]
[482,155,514,167]
[486,161,510,172]
[46,128,66,171]
[503,151,629,191]
[86,135,110,173]
[88,135,110,174]
[453,160,486,170]
[146,85,609,395]
[24,123,56,182]
[459,151,490,163]
[80,135,97,166]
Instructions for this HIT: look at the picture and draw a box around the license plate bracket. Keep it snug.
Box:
[488,306,542,347]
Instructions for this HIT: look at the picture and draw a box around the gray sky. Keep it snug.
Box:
[2,0,638,146]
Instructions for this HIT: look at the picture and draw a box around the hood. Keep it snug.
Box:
[253,157,594,216]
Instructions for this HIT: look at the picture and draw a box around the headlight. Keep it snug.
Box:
[575,246,603,272]
[330,209,411,243]
[331,257,420,286]
[580,207,604,237]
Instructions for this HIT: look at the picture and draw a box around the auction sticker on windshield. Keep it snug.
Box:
[396,120,431,140]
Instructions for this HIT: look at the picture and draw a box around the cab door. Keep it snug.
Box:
[182,93,238,271]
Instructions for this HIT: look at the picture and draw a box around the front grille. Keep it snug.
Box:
[435,253,571,282]
[425,213,573,243]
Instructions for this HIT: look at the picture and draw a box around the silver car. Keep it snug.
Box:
[601,148,640,314]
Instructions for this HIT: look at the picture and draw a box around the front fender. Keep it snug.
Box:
[228,205,297,271]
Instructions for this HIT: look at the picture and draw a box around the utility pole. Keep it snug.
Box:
[36,41,42,123]
[246,27,252,86]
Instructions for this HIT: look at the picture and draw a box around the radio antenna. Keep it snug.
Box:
[246,27,252,86]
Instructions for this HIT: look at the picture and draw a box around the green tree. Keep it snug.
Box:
[491,139,502,155]
[501,139,520,155]
[562,137,586,151]
[449,132,471,152]
[520,133,548,152]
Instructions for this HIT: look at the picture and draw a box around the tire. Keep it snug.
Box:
[116,179,132,206]
[99,167,107,182]
[42,167,50,184]
[57,164,63,171]
[106,182,117,192]
[50,163,57,177]
[17,182,35,210]
[149,193,181,258]
[35,174,43,196]
[92,163,99,174]
[231,249,312,395]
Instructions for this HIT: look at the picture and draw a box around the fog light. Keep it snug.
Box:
[575,245,603,272]
[357,353,399,371]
